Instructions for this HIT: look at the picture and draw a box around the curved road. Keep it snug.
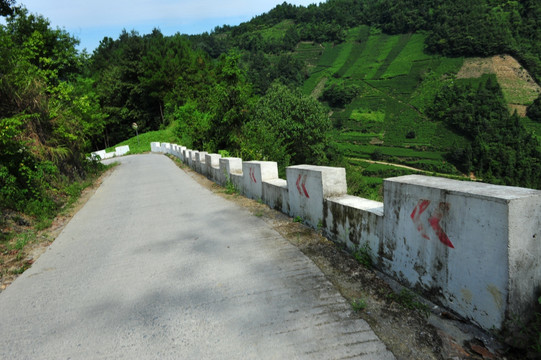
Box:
[0,154,394,359]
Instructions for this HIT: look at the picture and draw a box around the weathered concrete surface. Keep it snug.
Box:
[286,165,347,228]
[115,145,130,156]
[242,161,279,201]
[263,178,289,214]
[383,175,541,331]
[0,154,394,360]
[323,195,384,257]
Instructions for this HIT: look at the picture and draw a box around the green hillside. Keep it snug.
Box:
[190,0,541,194]
[293,29,477,187]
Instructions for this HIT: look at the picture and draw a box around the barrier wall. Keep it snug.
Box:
[383,175,541,330]
[91,145,131,160]
[152,142,541,332]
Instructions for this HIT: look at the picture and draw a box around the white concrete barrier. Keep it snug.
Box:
[286,165,347,228]
[115,145,130,156]
[324,196,383,257]
[383,175,541,330]
[161,143,171,154]
[90,150,106,160]
[205,154,222,182]
[151,142,161,153]
[242,161,279,201]
[91,145,130,160]
[150,142,541,332]
[263,179,289,214]
[178,146,186,161]
[219,158,242,187]
[195,152,207,174]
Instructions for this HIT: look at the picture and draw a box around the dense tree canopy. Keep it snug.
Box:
[527,94,541,123]
[429,77,541,188]
[202,0,541,82]
[0,0,14,16]
[0,8,104,215]
[242,83,331,172]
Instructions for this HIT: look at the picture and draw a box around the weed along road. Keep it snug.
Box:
[0,154,395,360]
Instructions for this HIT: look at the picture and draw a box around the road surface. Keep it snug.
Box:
[0,154,395,359]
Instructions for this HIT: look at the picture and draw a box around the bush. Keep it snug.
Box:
[320,84,361,108]
[406,130,416,139]
[370,149,385,161]
[527,95,541,122]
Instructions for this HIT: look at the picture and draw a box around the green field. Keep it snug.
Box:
[105,128,179,155]
[295,28,470,183]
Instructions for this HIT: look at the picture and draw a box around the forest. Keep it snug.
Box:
[1,0,541,222]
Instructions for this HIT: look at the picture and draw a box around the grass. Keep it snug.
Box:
[336,143,445,160]
[302,28,369,95]
[500,78,541,105]
[363,34,400,80]
[295,42,323,67]
[104,127,179,155]
[381,34,431,79]
[388,288,430,318]
[521,117,541,144]
[224,178,239,195]
[9,231,36,252]
[353,242,372,268]
[306,29,474,185]
[260,19,295,41]
[294,23,537,188]
[1,160,111,286]
[351,298,367,312]
[410,57,464,112]
[374,33,414,79]
[349,109,385,123]
[335,27,370,78]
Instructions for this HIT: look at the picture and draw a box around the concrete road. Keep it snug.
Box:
[0,154,395,360]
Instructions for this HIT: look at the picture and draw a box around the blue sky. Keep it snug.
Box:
[13,0,319,53]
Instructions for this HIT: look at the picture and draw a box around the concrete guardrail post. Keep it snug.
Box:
[242,161,278,201]
[219,158,242,187]
[150,142,161,153]
[179,146,186,161]
[91,150,107,160]
[115,145,130,156]
[286,165,347,229]
[195,152,208,174]
[161,143,171,153]
[185,150,192,167]
[263,179,289,214]
[323,196,384,259]
[382,174,541,331]
[205,154,221,182]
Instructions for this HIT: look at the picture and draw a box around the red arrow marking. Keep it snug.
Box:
[301,175,310,198]
[410,200,454,248]
[428,203,454,248]
[250,167,257,183]
[296,174,303,195]
[410,200,430,240]
[295,174,310,198]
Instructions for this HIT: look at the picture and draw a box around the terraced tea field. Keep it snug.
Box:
[291,25,540,197]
